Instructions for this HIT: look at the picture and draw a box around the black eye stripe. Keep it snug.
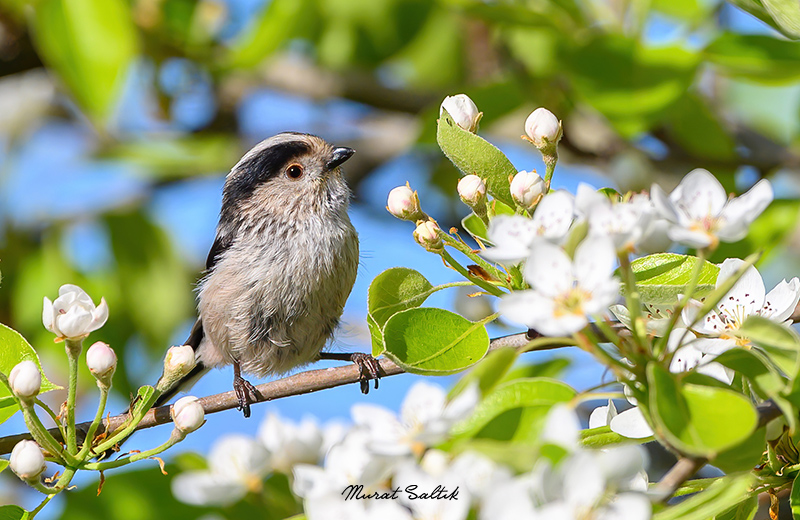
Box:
[223,140,311,208]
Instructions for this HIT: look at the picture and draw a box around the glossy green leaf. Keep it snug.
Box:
[452,378,575,439]
[437,110,517,208]
[461,213,488,242]
[705,33,800,84]
[580,425,635,448]
[653,474,754,520]
[383,308,489,375]
[627,253,719,304]
[449,346,518,399]
[791,471,800,519]
[226,0,311,68]
[0,506,28,520]
[368,268,434,327]
[713,495,758,520]
[30,0,138,121]
[0,323,60,425]
[648,364,757,456]
[714,348,787,400]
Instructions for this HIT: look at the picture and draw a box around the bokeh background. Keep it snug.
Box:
[2,0,800,517]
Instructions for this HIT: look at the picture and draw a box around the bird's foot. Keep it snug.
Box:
[233,374,259,418]
[319,351,382,394]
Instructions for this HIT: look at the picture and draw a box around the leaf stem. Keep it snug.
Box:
[64,339,82,454]
[77,385,109,460]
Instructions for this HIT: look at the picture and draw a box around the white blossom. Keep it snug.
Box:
[684,258,800,356]
[651,169,773,249]
[258,411,325,473]
[414,220,443,252]
[575,184,656,252]
[387,185,423,221]
[42,284,108,340]
[511,170,545,209]
[525,107,561,148]
[86,341,117,384]
[458,175,487,206]
[499,236,619,336]
[172,434,270,506]
[482,190,575,263]
[172,396,205,434]
[352,381,479,457]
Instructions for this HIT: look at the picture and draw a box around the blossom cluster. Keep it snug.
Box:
[171,382,652,520]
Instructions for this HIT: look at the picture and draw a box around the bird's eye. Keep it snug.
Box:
[286,164,304,179]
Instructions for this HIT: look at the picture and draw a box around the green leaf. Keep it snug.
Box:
[451,378,575,439]
[131,386,157,420]
[714,348,787,400]
[737,315,800,351]
[648,364,757,457]
[791,470,800,519]
[449,347,518,399]
[225,0,311,67]
[368,268,434,327]
[436,109,517,208]
[627,253,719,304]
[653,474,754,520]
[461,213,488,242]
[711,426,767,473]
[713,495,758,520]
[0,506,28,520]
[762,0,800,39]
[580,425,638,448]
[705,33,800,84]
[499,358,571,383]
[383,308,489,375]
[30,0,138,122]
[0,323,60,425]
[664,94,735,161]
[0,459,7,474]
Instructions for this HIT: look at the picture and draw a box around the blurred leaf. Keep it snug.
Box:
[653,473,754,520]
[562,35,699,136]
[461,213,488,242]
[579,426,633,448]
[383,308,489,375]
[0,459,7,474]
[0,323,60,425]
[226,0,312,68]
[653,0,712,21]
[664,94,736,161]
[440,0,580,29]
[737,315,800,352]
[715,348,786,400]
[709,199,800,266]
[30,0,138,122]
[792,471,800,519]
[0,506,28,520]
[102,135,242,180]
[499,358,571,383]
[705,33,800,84]
[104,211,193,353]
[713,495,757,520]
[449,346,518,398]
[451,378,575,439]
[711,425,766,473]
[626,253,719,304]
[648,363,757,457]
[505,27,558,78]
[437,110,517,208]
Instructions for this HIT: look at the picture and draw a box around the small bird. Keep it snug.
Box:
[154,132,380,417]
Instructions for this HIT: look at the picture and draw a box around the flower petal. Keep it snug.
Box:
[89,297,109,332]
[716,258,765,318]
[650,184,679,223]
[675,169,727,220]
[56,307,93,339]
[523,240,573,296]
[171,471,247,506]
[531,190,575,240]
[42,297,55,334]
[574,236,616,292]
[609,407,654,439]
[762,278,800,322]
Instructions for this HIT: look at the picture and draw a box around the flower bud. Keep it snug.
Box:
[86,341,117,386]
[387,185,424,222]
[510,170,545,209]
[457,175,487,207]
[440,94,481,133]
[42,284,108,341]
[172,396,205,434]
[524,108,561,148]
[165,345,196,378]
[413,220,443,253]
[8,360,41,400]
[10,440,46,481]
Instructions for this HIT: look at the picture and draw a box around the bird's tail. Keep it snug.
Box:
[152,318,208,408]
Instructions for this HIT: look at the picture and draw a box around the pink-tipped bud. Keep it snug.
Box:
[8,360,41,400]
[524,108,561,148]
[10,440,46,481]
[510,170,545,209]
[172,396,205,434]
[86,341,117,386]
[457,175,487,207]
[440,94,481,133]
[413,221,443,253]
[387,185,424,221]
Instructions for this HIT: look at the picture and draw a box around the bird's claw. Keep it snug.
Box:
[350,352,382,394]
[233,375,259,418]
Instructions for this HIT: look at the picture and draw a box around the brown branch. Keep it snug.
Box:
[0,332,536,456]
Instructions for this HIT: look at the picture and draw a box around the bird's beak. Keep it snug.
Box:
[327,147,355,170]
